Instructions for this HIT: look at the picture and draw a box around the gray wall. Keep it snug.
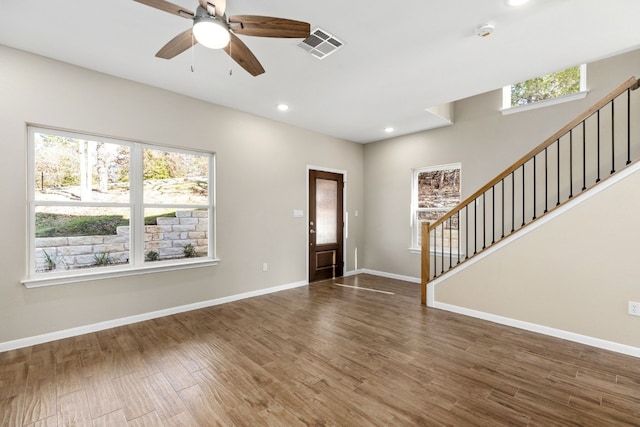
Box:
[0,45,364,344]
[3,42,640,350]
[363,48,640,349]
[363,48,640,279]
[435,164,640,348]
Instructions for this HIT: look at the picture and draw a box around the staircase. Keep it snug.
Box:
[421,77,640,304]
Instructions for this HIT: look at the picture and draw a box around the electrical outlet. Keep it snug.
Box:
[629,301,640,316]
[262,263,268,272]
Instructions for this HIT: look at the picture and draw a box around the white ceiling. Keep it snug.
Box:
[1,0,640,143]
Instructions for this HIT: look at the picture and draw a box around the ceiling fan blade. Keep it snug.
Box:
[224,33,265,76]
[229,15,310,38]
[134,0,194,18]
[198,0,226,17]
[156,29,195,59]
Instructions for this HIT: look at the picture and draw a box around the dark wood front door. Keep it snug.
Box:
[309,170,344,282]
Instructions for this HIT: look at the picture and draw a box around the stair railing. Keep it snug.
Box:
[421,77,640,304]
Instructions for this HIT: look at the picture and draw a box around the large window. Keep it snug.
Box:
[411,163,461,251]
[25,126,216,286]
[502,64,587,112]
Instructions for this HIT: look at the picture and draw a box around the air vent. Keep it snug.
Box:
[298,28,343,59]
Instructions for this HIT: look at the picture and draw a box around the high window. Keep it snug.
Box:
[25,126,216,286]
[502,64,587,112]
[411,163,461,251]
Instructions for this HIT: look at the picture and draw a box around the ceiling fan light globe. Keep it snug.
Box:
[193,16,230,49]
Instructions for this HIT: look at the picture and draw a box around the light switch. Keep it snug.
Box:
[293,209,304,218]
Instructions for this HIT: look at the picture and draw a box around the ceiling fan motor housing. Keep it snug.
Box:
[193,6,230,49]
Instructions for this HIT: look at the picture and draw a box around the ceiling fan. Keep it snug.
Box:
[134,0,311,76]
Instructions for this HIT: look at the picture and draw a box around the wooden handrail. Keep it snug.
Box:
[427,76,638,232]
[421,76,640,304]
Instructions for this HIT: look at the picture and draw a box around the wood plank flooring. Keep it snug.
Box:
[1,274,639,426]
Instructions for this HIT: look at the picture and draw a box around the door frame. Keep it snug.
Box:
[306,165,347,283]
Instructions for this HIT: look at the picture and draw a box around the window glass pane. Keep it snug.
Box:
[413,164,461,249]
[34,133,130,203]
[417,210,446,223]
[511,65,581,107]
[35,206,130,272]
[144,208,209,262]
[316,179,337,245]
[417,211,459,250]
[417,168,461,208]
[143,148,209,204]
[29,126,215,281]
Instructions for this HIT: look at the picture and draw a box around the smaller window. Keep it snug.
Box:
[411,163,461,251]
[502,64,587,111]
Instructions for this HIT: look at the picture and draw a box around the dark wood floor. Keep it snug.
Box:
[1,274,639,426]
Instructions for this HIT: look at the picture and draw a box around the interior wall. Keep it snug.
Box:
[363,48,640,279]
[0,45,364,345]
[434,164,640,348]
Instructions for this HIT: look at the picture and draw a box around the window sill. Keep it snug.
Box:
[500,90,589,116]
[21,258,221,288]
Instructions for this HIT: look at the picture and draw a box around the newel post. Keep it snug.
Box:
[421,222,430,305]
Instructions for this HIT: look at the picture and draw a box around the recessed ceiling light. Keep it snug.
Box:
[277,104,289,111]
[506,0,529,6]
[384,127,394,133]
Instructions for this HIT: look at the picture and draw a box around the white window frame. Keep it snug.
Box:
[501,64,588,115]
[23,125,218,288]
[409,162,461,253]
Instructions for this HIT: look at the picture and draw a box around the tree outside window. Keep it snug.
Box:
[504,65,586,109]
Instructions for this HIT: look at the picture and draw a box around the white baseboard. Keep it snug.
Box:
[424,163,640,358]
[361,269,420,284]
[0,280,308,353]
[343,269,364,277]
[434,302,640,359]
[360,270,640,358]
[7,273,637,360]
